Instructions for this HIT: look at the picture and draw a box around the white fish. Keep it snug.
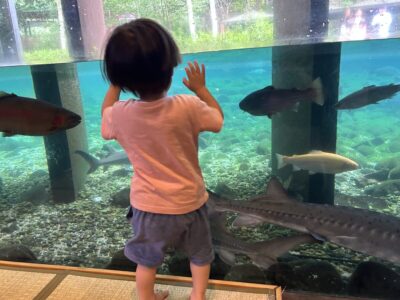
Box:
[276,150,358,174]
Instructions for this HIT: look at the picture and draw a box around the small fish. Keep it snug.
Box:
[0,92,81,136]
[276,150,358,174]
[209,177,400,265]
[75,147,130,174]
[335,84,400,110]
[239,78,324,118]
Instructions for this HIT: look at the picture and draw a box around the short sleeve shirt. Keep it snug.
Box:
[101,94,223,214]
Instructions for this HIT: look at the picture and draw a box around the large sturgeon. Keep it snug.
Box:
[209,177,400,265]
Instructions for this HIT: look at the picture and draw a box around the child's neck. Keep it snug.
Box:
[140,91,167,101]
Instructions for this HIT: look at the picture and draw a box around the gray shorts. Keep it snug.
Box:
[124,204,214,268]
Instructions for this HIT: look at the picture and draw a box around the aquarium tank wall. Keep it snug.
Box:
[1,0,400,299]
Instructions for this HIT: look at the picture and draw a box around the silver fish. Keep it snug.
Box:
[276,150,359,174]
[239,78,324,118]
[75,147,130,173]
[0,92,81,136]
[209,177,400,265]
[335,84,400,110]
[208,210,316,269]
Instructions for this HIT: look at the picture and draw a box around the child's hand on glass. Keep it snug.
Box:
[183,61,206,93]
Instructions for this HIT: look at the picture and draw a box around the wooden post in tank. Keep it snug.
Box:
[31,64,88,203]
[271,0,340,204]
[29,0,107,203]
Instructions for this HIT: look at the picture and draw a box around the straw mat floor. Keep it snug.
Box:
[0,261,280,300]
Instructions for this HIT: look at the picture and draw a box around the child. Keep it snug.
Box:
[101,18,224,300]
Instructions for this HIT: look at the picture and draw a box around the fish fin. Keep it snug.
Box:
[251,234,317,269]
[2,131,15,137]
[362,85,376,89]
[0,91,11,98]
[309,150,324,154]
[232,215,265,227]
[247,253,275,269]
[311,78,324,106]
[75,150,101,174]
[307,229,327,242]
[217,249,236,266]
[333,236,357,244]
[263,86,275,91]
[0,92,17,99]
[103,144,117,154]
[293,165,302,171]
[267,113,272,118]
[276,153,288,169]
[265,177,295,202]
[283,175,293,190]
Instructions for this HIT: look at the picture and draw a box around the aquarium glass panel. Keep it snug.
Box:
[1,37,400,299]
[1,1,400,300]
[1,1,400,66]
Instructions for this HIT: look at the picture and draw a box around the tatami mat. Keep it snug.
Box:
[46,275,273,300]
[0,269,55,300]
[46,275,133,300]
[0,261,280,300]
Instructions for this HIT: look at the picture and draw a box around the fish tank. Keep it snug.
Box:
[1,0,400,299]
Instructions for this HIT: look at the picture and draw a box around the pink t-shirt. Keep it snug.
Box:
[101,94,223,214]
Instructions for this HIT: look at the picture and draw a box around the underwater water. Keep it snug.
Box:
[1,38,400,298]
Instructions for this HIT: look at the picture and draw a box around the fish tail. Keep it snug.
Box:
[276,153,288,169]
[311,78,324,106]
[75,150,100,174]
[247,252,275,269]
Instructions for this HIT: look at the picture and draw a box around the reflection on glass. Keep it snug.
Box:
[1,1,399,66]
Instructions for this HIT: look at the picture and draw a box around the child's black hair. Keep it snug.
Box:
[103,18,181,97]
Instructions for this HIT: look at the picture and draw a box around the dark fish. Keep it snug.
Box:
[75,148,130,173]
[210,177,400,265]
[335,84,400,110]
[239,78,324,118]
[0,245,37,262]
[0,92,81,136]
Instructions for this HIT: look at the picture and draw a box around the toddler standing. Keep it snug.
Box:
[101,18,224,300]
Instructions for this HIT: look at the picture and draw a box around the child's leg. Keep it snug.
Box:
[136,265,169,300]
[189,262,210,300]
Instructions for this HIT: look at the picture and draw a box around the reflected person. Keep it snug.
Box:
[101,19,224,300]
[371,7,392,38]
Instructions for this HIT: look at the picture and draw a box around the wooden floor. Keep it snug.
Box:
[0,260,281,300]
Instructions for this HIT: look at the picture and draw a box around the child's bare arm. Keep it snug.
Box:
[183,61,224,119]
[101,85,121,116]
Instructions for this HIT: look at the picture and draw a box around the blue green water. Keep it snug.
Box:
[1,38,400,298]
